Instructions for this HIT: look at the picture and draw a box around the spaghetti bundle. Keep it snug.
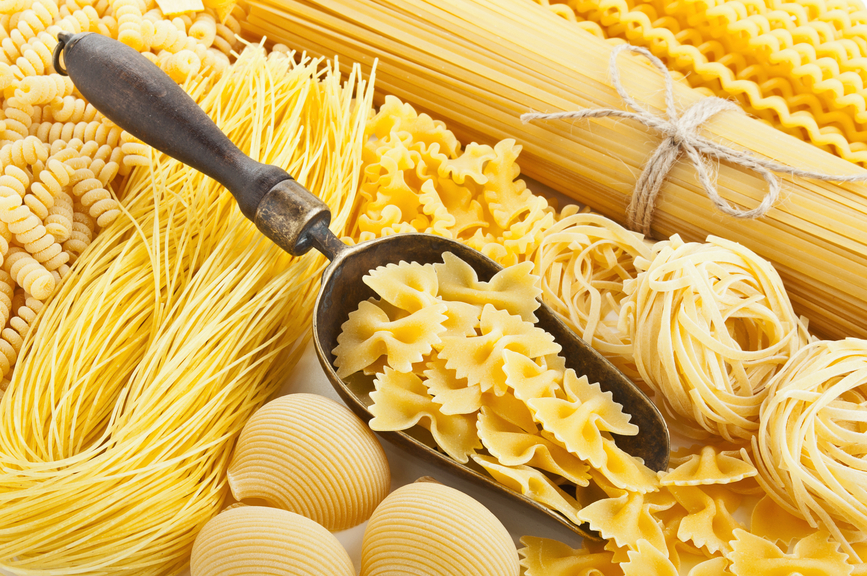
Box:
[622,234,810,442]
[0,45,372,575]
[753,338,867,558]
[241,0,867,340]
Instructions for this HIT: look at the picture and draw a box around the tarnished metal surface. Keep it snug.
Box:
[254,179,331,256]
[312,233,670,541]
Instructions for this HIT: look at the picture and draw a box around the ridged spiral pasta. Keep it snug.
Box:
[190,506,355,576]
[2,247,52,302]
[361,481,520,576]
[0,134,45,165]
[0,294,41,380]
[227,393,391,531]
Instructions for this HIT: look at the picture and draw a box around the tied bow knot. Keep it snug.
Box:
[521,44,867,237]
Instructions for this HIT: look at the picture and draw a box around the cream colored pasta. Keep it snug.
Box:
[361,481,519,576]
[621,234,810,442]
[752,338,867,559]
[227,393,390,532]
[190,506,355,576]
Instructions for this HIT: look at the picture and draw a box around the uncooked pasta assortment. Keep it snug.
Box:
[0,0,247,390]
[0,0,865,572]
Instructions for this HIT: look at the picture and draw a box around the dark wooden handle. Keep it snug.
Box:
[55,32,336,257]
[56,32,288,221]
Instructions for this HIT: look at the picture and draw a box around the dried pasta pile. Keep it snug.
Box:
[536,0,867,167]
[0,0,247,390]
[335,256,658,528]
[339,95,866,574]
[0,45,372,575]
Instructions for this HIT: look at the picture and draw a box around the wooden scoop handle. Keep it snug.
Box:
[54,32,331,257]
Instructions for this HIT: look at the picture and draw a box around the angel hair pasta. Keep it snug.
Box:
[227,393,390,531]
[620,234,810,442]
[335,253,657,531]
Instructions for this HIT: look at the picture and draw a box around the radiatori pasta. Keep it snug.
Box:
[752,338,867,560]
[190,506,355,576]
[621,234,810,442]
[361,481,520,576]
[227,393,390,531]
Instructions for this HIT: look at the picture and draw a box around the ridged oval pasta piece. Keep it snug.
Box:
[361,481,519,576]
[190,506,354,576]
[227,393,390,531]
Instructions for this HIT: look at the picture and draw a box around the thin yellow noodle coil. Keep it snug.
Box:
[227,393,390,531]
[621,234,810,442]
[361,481,520,576]
[752,338,867,560]
[190,506,355,576]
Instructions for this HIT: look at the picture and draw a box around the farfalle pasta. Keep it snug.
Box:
[336,254,652,538]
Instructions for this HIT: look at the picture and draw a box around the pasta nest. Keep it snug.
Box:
[621,234,810,442]
[753,338,867,560]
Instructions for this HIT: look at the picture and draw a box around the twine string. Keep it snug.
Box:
[521,44,867,236]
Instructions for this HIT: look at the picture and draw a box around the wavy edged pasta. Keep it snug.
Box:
[190,506,355,576]
[227,393,390,531]
[622,234,810,442]
[361,481,519,576]
[519,536,618,576]
[728,529,852,576]
[660,446,757,487]
[752,338,867,558]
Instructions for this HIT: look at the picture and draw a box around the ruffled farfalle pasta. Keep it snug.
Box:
[363,261,439,312]
[339,252,653,540]
[477,407,591,485]
[667,484,744,555]
[621,540,678,576]
[435,251,542,322]
[660,446,757,487]
[577,491,668,554]
[438,304,560,396]
[423,353,481,415]
[528,369,639,469]
[333,297,448,377]
[518,536,618,576]
[472,454,587,525]
[728,529,852,576]
[369,367,481,463]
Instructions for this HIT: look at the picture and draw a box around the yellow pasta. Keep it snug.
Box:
[361,481,520,576]
[518,536,618,576]
[0,45,373,575]
[728,529,851,576]
[190,506,355,576]
[622,234,810,442]
[752,338,867,558]
[227,393,390,532]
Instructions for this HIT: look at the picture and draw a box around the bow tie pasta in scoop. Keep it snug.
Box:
[334,253,657,529]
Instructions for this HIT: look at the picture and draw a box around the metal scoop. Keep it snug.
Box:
[55,32,669,539]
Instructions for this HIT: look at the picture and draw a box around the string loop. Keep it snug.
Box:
[521,44,867,236]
